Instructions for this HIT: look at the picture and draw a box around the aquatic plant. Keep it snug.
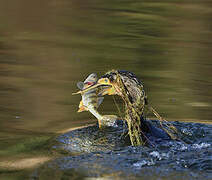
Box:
[114,71,146,145]
[106,70,178,146]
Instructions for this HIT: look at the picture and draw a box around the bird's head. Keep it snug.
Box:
[96,77,116,95]
[75,71,117,95]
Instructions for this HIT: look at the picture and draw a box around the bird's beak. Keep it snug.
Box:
[72,78,116,95]
[96,78,116,95]
[72,83,100,95]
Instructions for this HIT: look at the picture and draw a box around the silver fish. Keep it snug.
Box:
[77,73,104,127]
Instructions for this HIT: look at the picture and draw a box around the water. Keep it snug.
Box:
[0,0,212,179]
[34,120,212,179]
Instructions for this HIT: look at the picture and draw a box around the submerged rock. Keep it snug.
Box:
[54,118,172,154]
[32,121,212,179]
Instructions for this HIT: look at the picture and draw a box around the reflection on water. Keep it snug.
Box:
[0,0,212,179]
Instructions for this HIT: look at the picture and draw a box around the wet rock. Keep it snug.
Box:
[33,121,212,179]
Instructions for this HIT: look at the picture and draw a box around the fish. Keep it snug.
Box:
[76,73,105,128]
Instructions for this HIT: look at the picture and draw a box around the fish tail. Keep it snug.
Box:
[88,107,103,120]
[77,106,86,112]
[78,100,87,112]
[87,107,104,128]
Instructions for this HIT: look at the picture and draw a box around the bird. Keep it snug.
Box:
[77,70,172,145]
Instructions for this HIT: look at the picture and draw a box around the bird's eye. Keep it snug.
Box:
[105,79,108,83]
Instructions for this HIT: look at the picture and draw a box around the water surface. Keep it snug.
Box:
[0,0,212,179]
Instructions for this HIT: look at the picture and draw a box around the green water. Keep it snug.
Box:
[0,0,212,179]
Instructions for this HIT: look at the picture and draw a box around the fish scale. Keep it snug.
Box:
[76,73,105,128]
[82,91,98,108]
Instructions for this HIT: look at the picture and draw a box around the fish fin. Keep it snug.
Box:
[77,101,87,112]
[84,73,98,83]
[77,81,84,90]
[79,100,83,106]
[78,106,87,112]
[97,97,104,107]
[98,119,102,129]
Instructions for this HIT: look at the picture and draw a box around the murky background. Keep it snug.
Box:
[0,0,212,179]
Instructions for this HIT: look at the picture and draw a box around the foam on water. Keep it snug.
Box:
[133,159,155,169]
[150,151,170,160]
[192,143,211,149]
